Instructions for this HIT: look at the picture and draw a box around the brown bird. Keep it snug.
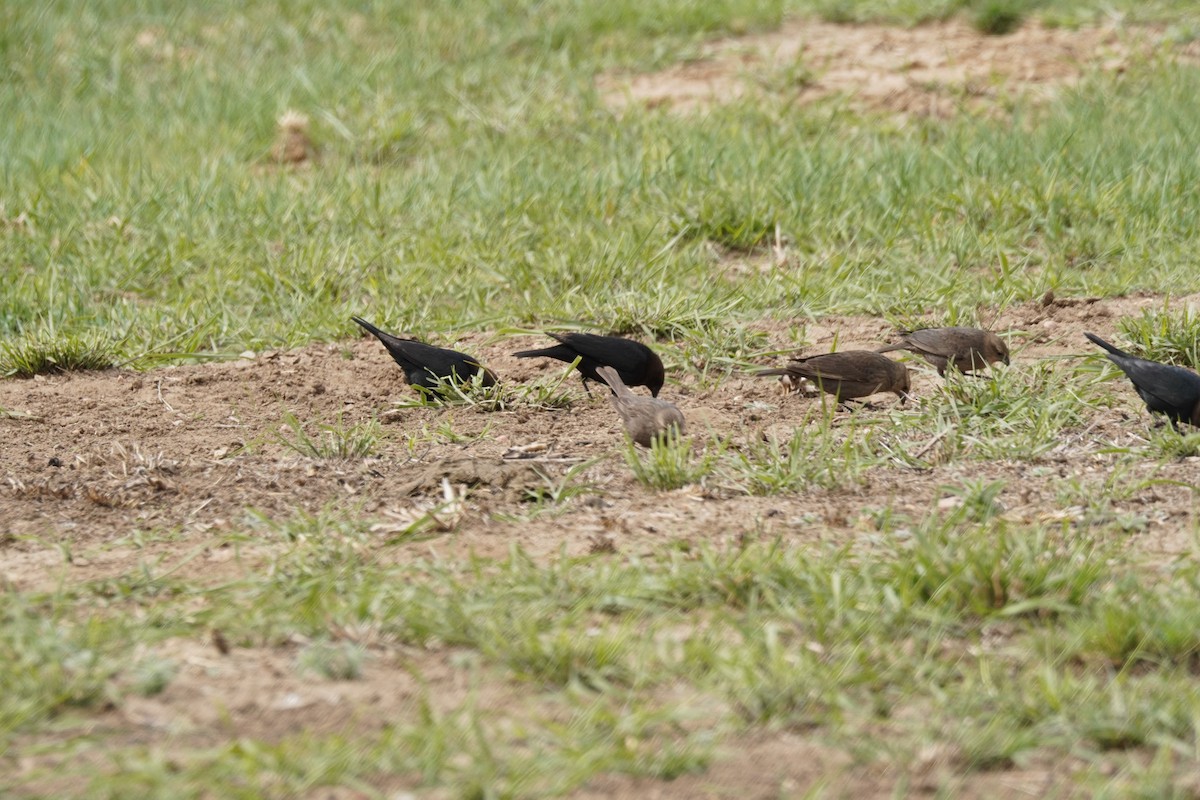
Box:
[596,366,685,446]
[877,327,1009,377]
[757,351,911,406]
[352,316,497,391]
[513,332,665,396]
[1086,332,1200,429]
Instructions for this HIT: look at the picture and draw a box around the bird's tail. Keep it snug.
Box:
[1085,332,1132,359]
[351,316,388,342]
[876,329,918,353]
[513,344,572,360]
[596,365,634,399]
[755,367,795,378]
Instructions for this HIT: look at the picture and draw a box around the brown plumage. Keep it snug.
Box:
[757,351,911,404]
[595,366,685,446]
[877,327,1009,377]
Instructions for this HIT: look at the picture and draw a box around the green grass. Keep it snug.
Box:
[296,641,365,681]
[1116,305,1200,368]
[4,1,1200,360]
[970,0,1037,34]
[388,357,579,411]
[721,415,884,493]
[4,507,1197,795]
[275,411,383,459]
[624,434,722,490]
[9,0,1200,796]
[0,332,123,377]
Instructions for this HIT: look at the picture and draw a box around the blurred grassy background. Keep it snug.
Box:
[2,0,1199,367]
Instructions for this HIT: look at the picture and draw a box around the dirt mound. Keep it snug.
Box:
[395,455,551,499]
[599,19,1195,117]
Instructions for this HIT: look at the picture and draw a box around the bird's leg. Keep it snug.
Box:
[580,375,593,396]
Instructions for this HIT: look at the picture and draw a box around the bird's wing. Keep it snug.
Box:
[398,340,482,376]
[1113,357,1200,409]
[555,333,644,365]
[902,329,958,356]
[790,359,884,384]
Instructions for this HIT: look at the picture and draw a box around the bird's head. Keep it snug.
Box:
[985,333,1010,366]
[646,355,666,398]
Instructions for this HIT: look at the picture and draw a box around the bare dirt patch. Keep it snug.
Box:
[3,292,1198,581]
[598,19,1199,117]
[5,294,1200,796]
[578,732,1081,799]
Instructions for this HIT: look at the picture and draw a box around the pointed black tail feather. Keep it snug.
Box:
[1084,332,1132,359]
[513,344,573,360]
[351,316,388,342]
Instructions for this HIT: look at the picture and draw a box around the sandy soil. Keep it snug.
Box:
[4,291,1194,587]
[5,290,1200,795]
[599,18,1200,117]
[8,16,1200,795]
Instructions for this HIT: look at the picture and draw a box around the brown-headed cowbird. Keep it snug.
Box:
[352,316,497,391]
[758,351,911,405]
[877,327,1009,377]
[513,332,665,396]
[595,365,684,446]
[1086,332,1200,428]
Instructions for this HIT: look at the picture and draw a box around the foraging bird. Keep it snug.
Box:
[877,327,1009,377]
[513,332,665,397]
[351,316,497,391]
[595,366,684,446]
[1085,332,1200,428]
[757,351,911,405]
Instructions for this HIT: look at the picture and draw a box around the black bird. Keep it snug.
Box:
[1086,332,1200,428]
[352,316,497,391]
[513,332,665,397]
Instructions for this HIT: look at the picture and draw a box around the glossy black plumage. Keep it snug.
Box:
[1086,332,1200,428]
[352,316,497,390]
[513,332,665,397]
